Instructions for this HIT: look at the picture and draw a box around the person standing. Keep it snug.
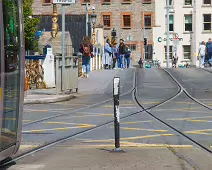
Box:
[104,38,112,69]
[118,39,127,69]
[112,44,118,69]
[79,36,93,78]
[125,46,131,68]
[198,41,206,68]
[206,38,212,61]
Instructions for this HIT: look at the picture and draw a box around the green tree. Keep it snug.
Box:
[23,0,40,52]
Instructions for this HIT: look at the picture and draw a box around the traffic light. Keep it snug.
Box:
[144,37,147,46]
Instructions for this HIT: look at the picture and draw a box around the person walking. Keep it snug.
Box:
[79,36,93,78]
[104,38,112,69]
[198,41,206,68]
[118,39,127,69]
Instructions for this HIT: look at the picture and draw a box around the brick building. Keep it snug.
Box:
[32,0,155,60]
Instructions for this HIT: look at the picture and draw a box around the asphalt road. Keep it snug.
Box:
[3,67,212,170]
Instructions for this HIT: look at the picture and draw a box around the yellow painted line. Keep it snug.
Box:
[81,134,174,143]
[71,144,193,148]
[120,104,136,106]
[23,120,31,122]
[181,107,202,111]
[173,101,195,104]
[184,131,211,135]
[167,116,212,121]
[30,130,45,133]
[120,127,168,132]
[186,120,209,122]
[20,145,38,149]
[23,125,96,133]
[26,109,49,112]
[102,105,113,108]
[121,120,152,124]
[55,128,69,131]
[69,114,113,118]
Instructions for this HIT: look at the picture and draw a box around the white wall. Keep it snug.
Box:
[153,0,212,67]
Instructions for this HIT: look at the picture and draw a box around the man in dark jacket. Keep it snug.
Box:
[206,38,212,61]
[118,39,127,69]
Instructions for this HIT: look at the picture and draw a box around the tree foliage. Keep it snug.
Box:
[23,0,40,51]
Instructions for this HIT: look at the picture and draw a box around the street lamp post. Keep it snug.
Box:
[91,11,97,44]
[86,4,95,37]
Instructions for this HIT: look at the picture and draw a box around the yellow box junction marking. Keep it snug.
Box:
[119,127,168,133]
[22,124,96,133]
[184,129,212,135]
[81,134,174,143]
[20,145,38,149]
[121,120,153,124]
[167,116,212,121]
[72,143,193,148]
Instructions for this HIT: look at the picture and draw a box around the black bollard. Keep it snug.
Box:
[111,77,124,153]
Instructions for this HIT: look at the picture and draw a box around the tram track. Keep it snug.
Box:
[1,67,212,167]
[135,68,212,155]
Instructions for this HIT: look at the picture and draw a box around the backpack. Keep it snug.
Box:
[82,44,91,57]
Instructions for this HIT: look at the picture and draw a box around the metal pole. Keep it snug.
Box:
[166,0,170,68]
[86,3,88,36]
[113,77,121,151]
[193,0,197,67]
[62,5,65,91]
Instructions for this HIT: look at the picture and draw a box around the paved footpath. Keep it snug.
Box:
[24,69,121,104]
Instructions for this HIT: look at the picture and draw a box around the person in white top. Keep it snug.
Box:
[198,41,206,68]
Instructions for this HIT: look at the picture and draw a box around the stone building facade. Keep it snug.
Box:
[32,0,155,60]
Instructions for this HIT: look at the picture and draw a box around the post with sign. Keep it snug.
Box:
[52,0,76,91]
[111,77,124,153]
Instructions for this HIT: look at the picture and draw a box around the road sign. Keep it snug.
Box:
[52,0,75,4]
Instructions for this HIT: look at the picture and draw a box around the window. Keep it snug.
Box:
[164,46,173,59]
[169,15,174,31]
[122,0,131,3]
[122,13,132,28]
[82,0,90,3]
[142,12,154,29]
[42,0,51,4]
[166,0,173,6]
[102,0,110,4]
[183,45,191,59]
[203,14,211,31]
[103,15,111,28]
[144,15,151,28]
[142,0,152,3]
[184,15,192,31]
[126,44,136,51]
[184,0,192,5]
[203,0,211,5]
[2,0,21,150]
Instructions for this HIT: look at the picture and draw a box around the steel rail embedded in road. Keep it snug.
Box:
[0,68,181,167]
[138,68,212,155]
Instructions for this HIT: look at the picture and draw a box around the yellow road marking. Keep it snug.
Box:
[119,127,168,132]
[173,101,195,104]
[69,114,113,118]
[121,120,152,124]
[81,134,174,143]
[70,144,193,148]
[20,145,38,149]
[181,107,202,110]
[26,109,49,112]
[186,120,209,122]
[167,116,212,121]
[23,125,96,133]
